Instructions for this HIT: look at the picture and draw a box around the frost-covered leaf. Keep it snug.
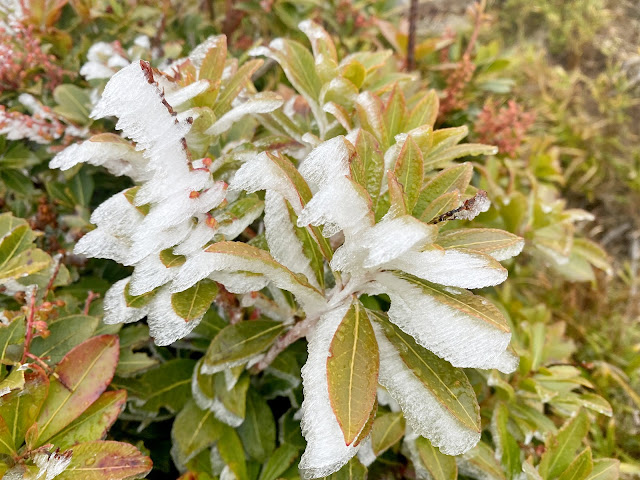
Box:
[377,272,515,372]
[415,436,458,480]
[326,301,379,446]
[35,335,119,445]
[173,242,325,315]
[300,303,360,478]
[264,191,324,290]
[437,229,525,261]
[356,92,387,149]
[370,311,481,455]
[386,246,508,290]
[55,441,152,480]
[203,320,285,374]
[48,390,127,450]
[192,362,249,426]
[206,92,283,136]
[50,134,149,181]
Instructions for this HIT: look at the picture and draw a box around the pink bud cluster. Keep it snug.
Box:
[0,21,64,94]
[0,103,65,144]
[474,100,536,157]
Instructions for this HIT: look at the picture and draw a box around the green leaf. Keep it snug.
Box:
[459,441,506,480]
[0,248,51,283]
[0,316,26,374]
[493,403,521,479]
[204,320,285,373]
[171,279,218,321]
[125,359,197,414]
[414,163,473,216]
[0,168,35,196]
[538,409,590,479]
[53,84,92,124]
[259,443,300,480]
[437,229,524,260]
[558,448,593,480]
[356,92,387,149]
[123,281,157,309]
[218,425,248,480]
[0,218,37,265]
[415,436,458,480]
[260,39,322,102]
[418,191,461,223]
[0,368,25,397]
[383,85,406,141]
[55,440,152,480]
[407,90,439,130]
[327,301,379,445]
[424,143,498,171]
[586,459,620,480]
[213,59,263,117]
[172,400,224,466]
[370,411,405,456]
[238,388,276,463]
[35,335,120,445]
[0,367,49,454]
[159,248,186,268]
[30,315,99,365]
[393,136,424,211]
[199,35,227,86]
[47,390,127,449]
[372,310,480,433]
[324,457,367,480]
[351,130,385,212]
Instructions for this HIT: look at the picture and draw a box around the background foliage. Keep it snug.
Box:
[1,0,639,479]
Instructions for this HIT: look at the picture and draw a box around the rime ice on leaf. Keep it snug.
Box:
[299,302,359,478]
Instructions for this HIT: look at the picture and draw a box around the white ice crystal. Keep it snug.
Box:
[50,137,150,181]
[375,273,515,373]
[299,302,359,478]
[147,287,205,346]
[264,191,320,289]
[103,278,149,325]
[206,92,284,136]
[373,321,482,455]
[33,450,72,480]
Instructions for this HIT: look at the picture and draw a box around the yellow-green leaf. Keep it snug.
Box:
[327,301,379,445]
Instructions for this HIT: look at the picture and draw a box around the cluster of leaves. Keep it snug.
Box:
[0,1,638,480]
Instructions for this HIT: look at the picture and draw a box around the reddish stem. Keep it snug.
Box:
[21,286,38,364]
[43,256,62,300]
[83,291,99,315]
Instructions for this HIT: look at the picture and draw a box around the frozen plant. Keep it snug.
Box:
[52,23,525,479]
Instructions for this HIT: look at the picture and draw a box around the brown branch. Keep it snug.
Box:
[43,255,62,300]
[252,315,318,372]
[406,0,419,71]
[83,291,100,316]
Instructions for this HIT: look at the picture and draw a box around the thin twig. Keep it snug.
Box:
[253,315,318,372]
[406,0,419,71]
[21,286,38,364]
[43,255,62,300]
[83,291,100,316]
